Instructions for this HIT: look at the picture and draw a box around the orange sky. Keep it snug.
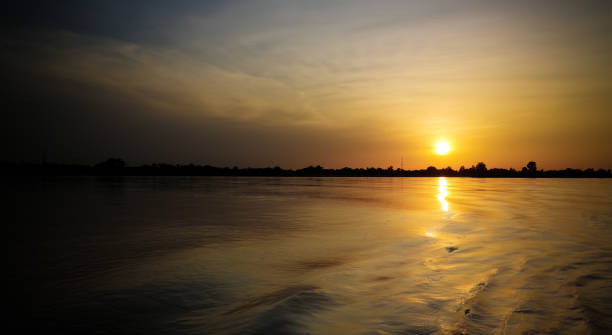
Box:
[4,1,611,169]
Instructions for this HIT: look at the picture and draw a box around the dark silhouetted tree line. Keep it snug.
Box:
[4,159,611,178]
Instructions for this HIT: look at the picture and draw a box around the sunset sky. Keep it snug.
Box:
[4,0,611,169]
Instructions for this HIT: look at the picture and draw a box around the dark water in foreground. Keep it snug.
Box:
[13,177,612,334]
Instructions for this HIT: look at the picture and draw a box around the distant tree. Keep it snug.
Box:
[475,162,487,175]
[458,166,466,176]
[442,166,454,176]
[95,158,125,169]
[526,161,537,173]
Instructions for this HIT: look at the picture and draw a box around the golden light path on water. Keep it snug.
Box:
[426,177,449,239]
[438,177,449,212]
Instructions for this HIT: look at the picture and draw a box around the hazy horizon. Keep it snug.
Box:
[10,158,612,173]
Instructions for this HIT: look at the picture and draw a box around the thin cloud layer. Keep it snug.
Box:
[3,0,611,168]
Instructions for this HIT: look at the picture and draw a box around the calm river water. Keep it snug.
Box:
[14,177,612,334]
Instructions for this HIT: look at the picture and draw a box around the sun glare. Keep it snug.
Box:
[435,141,450,155]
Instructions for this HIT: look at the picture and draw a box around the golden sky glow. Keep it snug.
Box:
[3,1,611,169]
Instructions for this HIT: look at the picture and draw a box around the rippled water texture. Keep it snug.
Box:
[14,177,612,334]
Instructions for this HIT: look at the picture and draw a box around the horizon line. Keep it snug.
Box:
[6,159,611,178]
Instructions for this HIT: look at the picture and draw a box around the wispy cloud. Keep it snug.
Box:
[3,0,610,168]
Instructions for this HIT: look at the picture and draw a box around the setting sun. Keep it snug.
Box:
[435,141,451,155]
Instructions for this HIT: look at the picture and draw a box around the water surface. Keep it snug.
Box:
[15,177,612,334]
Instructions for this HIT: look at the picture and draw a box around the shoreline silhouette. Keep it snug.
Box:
[5,159,611,178]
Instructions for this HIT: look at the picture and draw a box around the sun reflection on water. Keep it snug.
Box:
[437,177,449,212]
